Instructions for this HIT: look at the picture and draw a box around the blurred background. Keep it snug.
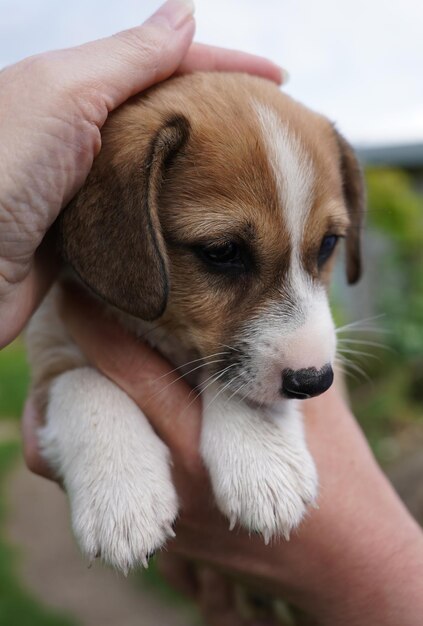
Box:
[0,0,422,624]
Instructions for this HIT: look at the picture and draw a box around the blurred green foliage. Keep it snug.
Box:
[366,168,423,358]
[347,168,423,458]
[0,340,29,420]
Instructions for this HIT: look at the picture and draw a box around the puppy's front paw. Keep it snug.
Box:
[211,441,317,542]
[39,367,179,574]
[201,398,317,543]
[70,466,178,573]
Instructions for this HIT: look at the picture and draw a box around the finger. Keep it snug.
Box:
[197,567,250,626]
[0,266,53,349]
[178,43,287,85]
[0,232,59,349]
[21,398,55,480]
[67,0,195,116]
[59,281,202,465]
[156,553,199,599]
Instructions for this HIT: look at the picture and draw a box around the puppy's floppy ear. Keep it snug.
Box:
[59,115,190,320]
[335,131,366,284]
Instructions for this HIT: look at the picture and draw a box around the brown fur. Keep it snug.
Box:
[54,71,364,367]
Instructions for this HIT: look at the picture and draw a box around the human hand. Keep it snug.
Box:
[0,0,284,349]
[22,284,423,626]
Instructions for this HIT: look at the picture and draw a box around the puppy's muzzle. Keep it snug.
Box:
[281,365,334,399]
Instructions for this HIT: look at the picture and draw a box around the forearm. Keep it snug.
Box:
[295,488,423,625]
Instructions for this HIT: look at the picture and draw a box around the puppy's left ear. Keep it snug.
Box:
[335,131,366,284]
[59,114,190,320]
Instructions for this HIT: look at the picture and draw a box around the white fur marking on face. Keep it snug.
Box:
[253,101,315,257]
[230,287,336,406]
[254,288,336,372]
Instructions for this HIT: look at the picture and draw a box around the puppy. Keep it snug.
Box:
[26,72,364,572]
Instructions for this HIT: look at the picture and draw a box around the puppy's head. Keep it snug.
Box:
[60,73,365,407]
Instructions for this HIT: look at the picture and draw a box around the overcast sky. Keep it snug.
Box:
[1,0,422,145]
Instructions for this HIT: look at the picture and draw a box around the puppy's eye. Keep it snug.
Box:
[318,235,339,267]
[196,241,246,272]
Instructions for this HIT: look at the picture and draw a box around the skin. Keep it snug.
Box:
[1,1,423,623]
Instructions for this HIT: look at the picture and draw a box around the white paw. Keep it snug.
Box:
[40,367,179,573]
[211,439,317,542]
[69,464,178,573]
[201,394,318,543]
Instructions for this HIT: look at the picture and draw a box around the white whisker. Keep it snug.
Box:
[204,373,243,411]
[217,342,241,353]
[336,354,371,382]
[151,351,230,384]
[337,347,381,361]
[226,379,249,404]
[335,314,385,334]
[337,338,393,351]
[147,358,228,401]
[334,359,360,383]
[183,364,239,415]
[201,364,238,395]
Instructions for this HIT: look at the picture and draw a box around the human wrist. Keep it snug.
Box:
[316,514,423,625]
[284,475,423,625]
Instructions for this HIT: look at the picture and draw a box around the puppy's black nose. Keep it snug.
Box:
[281,365,333,399]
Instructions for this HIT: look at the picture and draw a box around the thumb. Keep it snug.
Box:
[68,0,195,114]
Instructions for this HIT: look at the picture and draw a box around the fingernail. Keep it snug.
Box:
[280,67,290,85]
[148,0,195,30]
